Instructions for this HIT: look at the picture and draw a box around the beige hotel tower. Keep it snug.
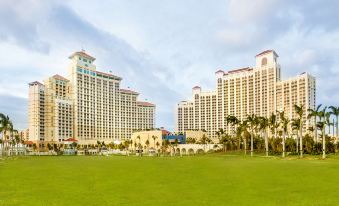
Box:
[176,50,316,139]
[29,51,155,145]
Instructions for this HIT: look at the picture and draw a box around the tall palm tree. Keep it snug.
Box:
[258,117,269,157]
[317,121,326,159]
[145,139,150,154]
[294,104,304,158]
[136,135,141,154]
[268,113,278,138]
[291,118,301,154]
[226,115,240,136]
[0,114,13,156]
[152,135,158,149]
[308,104,322,142]
[246,114,258,157]
[156,141,160,155]
[329,106,339,144]
[216,128,226,152]
[278,111,289,158]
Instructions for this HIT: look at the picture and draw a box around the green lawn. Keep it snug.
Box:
[1,154,339,206]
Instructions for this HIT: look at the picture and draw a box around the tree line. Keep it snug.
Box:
[216,104,339,159]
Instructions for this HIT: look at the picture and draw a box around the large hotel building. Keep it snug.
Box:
[29,51,155,145]
[176,50,316,139]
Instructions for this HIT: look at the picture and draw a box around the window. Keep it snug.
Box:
[261,57,267,66]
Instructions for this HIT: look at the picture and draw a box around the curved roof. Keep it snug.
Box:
[69,51,96,61]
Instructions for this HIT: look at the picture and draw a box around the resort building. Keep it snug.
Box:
[28,51,156,146]
[176,50,316,139]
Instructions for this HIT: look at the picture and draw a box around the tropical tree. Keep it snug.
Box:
[237,121,249,154]
[226,115,240,136]
[329,106,339,143]
[268,113,278,138]
[317,121,326,159]
[145,139,150,154]
[136,135,141,155]
[246,114,258,157]
[278,111,289,158]
[199,134,210,151]
[123,140,130,156]
[218,134,230,153]
[294,104,305,158]
[0,114,13,156]
[308,104,322,142]
[156,141,160,155]
[291,118,301,154]
[152,135,158,149]
[258,116,269,156]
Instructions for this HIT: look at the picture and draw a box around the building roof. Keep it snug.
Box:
[69,51,96,61]
[215,69,224,73]
[52,74,69,81]
[255,50,279,57]
[228,67,252,74]
[96,71,122,80]
[24,141,33,145]
[28,81,44,86]
[120,89,139,95]
[192,86,201,89]
[162,129,171,135]
[137,101,155,107]
[64,138,78,142]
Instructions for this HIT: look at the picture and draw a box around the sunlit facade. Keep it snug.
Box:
[28,51,155,145]
[176,50,316,138]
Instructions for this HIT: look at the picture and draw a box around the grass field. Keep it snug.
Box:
[1,154,339,206]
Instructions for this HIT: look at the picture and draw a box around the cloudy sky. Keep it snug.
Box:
[1,0,339,130]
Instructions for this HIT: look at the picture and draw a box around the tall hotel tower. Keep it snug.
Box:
[29,51,155,145]
[176,50,316,139]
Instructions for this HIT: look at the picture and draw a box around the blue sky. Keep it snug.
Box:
[1,0,339,130]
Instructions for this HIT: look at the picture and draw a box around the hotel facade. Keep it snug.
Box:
[176,50,316,139]
[29,51,155,145]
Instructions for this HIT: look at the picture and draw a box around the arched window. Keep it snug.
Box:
[261,57,267,66]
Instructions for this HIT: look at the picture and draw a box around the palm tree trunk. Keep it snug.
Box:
[265,130,268,157]
[314,117,317,142]
[282,130,286,158]
[322,128,326,159]
[251,128,254,157]
[296,135,299,154]
[300,128,303,158]
[244,134,247,155]
[336,116,339,144]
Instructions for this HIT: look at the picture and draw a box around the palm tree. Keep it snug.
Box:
[291,118,301,154]
[226,115,240,136]
[246,114,258,157]
[308,104,322,142]
[237,121,249,154]
[14,133,20,156]
[156,141,160,155]
[136,135,141,155]
[123,140,130,156]
[258,117,269,157]
[199,134,210,151]
[0,114,13,156]
[216,128,227,152]
[278,111,289,158]
[268,113,278,138]
[294,104,304,158]
[329,106,339,144]
[145,139,150,154]
[218,134,229,153]
[152,135,158,149]
[317,121,326,159]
